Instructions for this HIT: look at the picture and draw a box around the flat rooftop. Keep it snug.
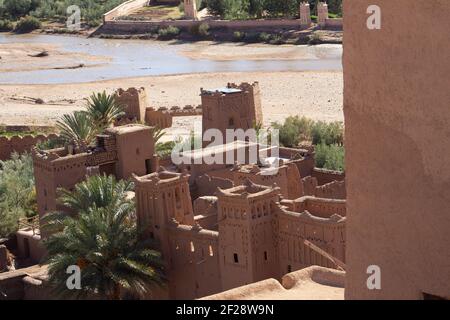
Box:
[202,87,242,95]
[201,266,345,300]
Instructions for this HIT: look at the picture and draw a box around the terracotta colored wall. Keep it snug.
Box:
[16,231,46,264]
[344,0,450,299]
[276,206,346,273]
[217,189,280,291]
[0,134,59,161]
[194,174,233,199]
[145,108,173,129]
[201,83,262,145]
[115,87,147,122]
[233,163,303,200]
[101,19,307,34]
[114,127,155,179]
[283,196,346,219]
[33,151,88,219]
[167,226,221,299]
[312,168,345,186]
[315,180,346,199]
[183,0,197,20]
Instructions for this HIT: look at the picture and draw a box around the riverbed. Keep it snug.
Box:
[0,34,343,138]
[0,33,342,84]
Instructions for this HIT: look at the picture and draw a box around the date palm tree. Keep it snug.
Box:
[56,111,98,151]
[85,91,125,130]
[42,175,166,300]
[150,126,165,144]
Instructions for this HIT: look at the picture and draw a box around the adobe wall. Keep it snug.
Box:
[325,18,343,29]
[33,149,89,219]
[166,224,221,299]
[194,174,233,199]
[107,125,155,179]
[202,266,345,300]
[315,180,346,199]
[0,265,50,300]
[276,206,346,273]
[299,2,311,27]
[16,230,46,264]
[233,163,303,200]
[278,147,315,178]
[183,0,197,20]
[312,167,345,185]
[217,184,281,291]
[115,87,147,122]
[201,82,263,145]
[281,196,346,218]
[101,19,308,34]
[193,196,218,230]
[0,269,26,300]
[145,108,173,129]
[0,134,59,161]
[344,0,450,299]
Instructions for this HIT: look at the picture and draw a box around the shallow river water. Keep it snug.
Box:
[0,34,342,84]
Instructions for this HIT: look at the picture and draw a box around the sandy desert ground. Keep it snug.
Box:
[0,42,110,72]
[0,38,343,141]
[0,71,343,139]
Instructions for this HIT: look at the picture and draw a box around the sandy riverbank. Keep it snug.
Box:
[0,42,110,73]
[0,70,343,140]
[179,42,342,61]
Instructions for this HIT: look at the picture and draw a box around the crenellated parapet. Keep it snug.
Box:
[115,87,148,122]
[0,133,60,161]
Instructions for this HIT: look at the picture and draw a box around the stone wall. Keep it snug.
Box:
[344,0,450,299]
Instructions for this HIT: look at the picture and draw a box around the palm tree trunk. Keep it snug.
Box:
[107,284,121,300]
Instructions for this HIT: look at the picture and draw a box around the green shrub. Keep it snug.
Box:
[258,32,271,43]
[311,121,344,146]
[179,2,185,13]
[3,0,39,19]
[308,32,322,45]
[232,31,245,41]
[198,22,210,37]
[315,143,345,171]
[244,32,260,43]
[156,141,176,158]
[269,34,284,45]
[157,25,180,40]
[271,116,314,148]
[189,22,210,37]
[0,19,13,32]
[272,116,344,148]
[36,136,66,150]
[14,15,41,33]
[0,153,37,238]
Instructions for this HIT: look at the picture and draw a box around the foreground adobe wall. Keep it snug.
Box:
[344,0,450,299]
